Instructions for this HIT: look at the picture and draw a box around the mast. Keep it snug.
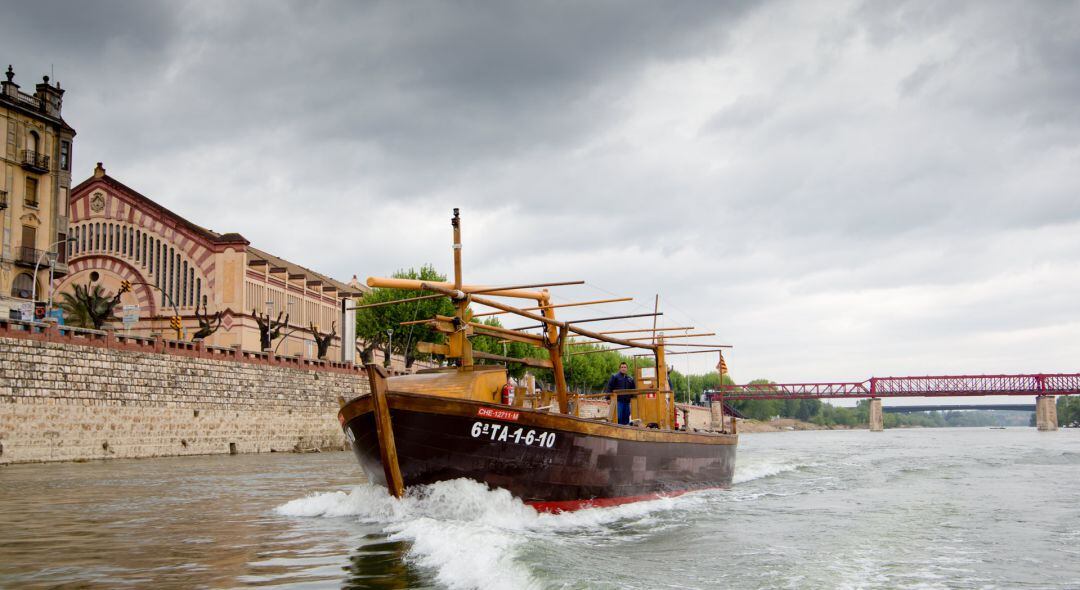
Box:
[540,289,570,414]
[450,208,473,366]
[655,334,671,429]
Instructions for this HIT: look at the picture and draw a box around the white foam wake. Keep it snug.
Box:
[733,459,808,484]
[275,478,696,589]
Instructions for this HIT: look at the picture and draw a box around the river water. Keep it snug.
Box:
[2,428,1079,589]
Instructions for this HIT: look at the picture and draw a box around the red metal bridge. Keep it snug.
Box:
[712,373,1080,401]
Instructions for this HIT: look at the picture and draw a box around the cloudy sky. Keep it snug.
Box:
[5,1,1079,388]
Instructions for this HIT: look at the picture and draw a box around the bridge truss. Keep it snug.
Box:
[713,373,1080,401]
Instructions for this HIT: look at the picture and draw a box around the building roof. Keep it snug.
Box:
[72,168,249,247]
[246,246,363,295]
[72,165,364,298]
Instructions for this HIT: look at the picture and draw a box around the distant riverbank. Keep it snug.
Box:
[737,417,855,433]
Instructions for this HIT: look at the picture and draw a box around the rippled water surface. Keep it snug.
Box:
[3,428,1080,589]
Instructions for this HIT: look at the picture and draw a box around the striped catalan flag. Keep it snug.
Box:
[717,351,729,377]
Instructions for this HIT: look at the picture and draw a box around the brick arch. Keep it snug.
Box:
[54,254,158,316]
[68,219,216,292]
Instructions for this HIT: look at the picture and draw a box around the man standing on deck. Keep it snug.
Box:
[604,362,636,425]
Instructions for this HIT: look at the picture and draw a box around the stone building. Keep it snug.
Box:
[0,65,76,317]
[55,163,364,358]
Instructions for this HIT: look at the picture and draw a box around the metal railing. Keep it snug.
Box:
[0,189,7,210]
[20,150,49,171]
[15,245,45,266]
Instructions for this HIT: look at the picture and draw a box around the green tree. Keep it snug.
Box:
[1058,396,1080,428]
[470,316,544,379]
[354,265,455,367]
[57,283,122,329]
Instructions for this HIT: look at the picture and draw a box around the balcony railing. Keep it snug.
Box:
[20,150,49,172]
[0,190,7,210]
[15,246,46,267]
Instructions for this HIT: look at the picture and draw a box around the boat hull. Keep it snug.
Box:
[340,392,737,511]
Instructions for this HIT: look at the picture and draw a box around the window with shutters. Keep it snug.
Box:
[24,176,38,207]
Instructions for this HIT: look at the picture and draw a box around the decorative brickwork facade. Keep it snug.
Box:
[55,164,364,358]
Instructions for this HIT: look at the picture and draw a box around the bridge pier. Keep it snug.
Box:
[868,398,883,432]
[1035,395,1058,431]
[709,400,725,432]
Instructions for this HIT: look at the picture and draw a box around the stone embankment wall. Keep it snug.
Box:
[0,321,369,464]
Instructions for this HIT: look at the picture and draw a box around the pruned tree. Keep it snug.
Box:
[58,282,124,330]
[192,297,222,341]
[310,321,336,360]
[253,309,288,351]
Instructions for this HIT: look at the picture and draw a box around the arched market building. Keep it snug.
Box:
[55,163,364,358]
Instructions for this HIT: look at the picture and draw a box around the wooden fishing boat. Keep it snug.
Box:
[338,209,737,512]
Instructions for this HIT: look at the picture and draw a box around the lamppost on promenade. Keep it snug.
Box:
[30,236,77,311]
[385,328,394,368]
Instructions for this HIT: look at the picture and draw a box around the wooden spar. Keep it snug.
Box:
[472,280,584,293]
[567,312,663,325]
[598,326,693,335]
[366,364,405,498]
[348,293,446,310]
[652,294,660,346]
[419,283,659,351]
[420,314,545,346]
[662,343,734,348]
[502,312,663,332]
[627,332,716,341]
[664,349,730,355]
[471,297,634,318]
[469,322,545,345]
[569,345,632,356]
[473,350,554,369]
[367,277,547,300]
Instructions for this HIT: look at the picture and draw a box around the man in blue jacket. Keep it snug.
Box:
[604,362,636,425]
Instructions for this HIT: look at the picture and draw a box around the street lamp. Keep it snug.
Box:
[385,328,394,368]
[31,236,77,312]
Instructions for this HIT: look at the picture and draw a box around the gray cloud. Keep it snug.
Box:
[4,0,1079,384]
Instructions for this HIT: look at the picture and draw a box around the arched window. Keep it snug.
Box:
[135,230,141,262]
[195,278,201,309]
[174,252,181,306]
[182,261,188,307]
[27,131,39,154]
[10,273,36,299]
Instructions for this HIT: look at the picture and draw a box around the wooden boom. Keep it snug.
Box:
[417,283,658,351]
[366,277,547,300]
[598,326,693,335]
[471,297,633,318]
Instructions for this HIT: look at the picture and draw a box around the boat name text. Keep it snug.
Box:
[470,421,557,448]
